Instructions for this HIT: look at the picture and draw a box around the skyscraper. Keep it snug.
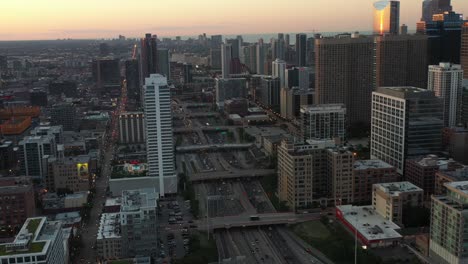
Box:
[211,35,222,48]
[426,11,464,64]
[143,74,176,195]
[125,59,140,104]
[371,87,444,174]
[272,38,285,60]
[157,49,170,79]
[461,22,468,78]
[210,48,222,69]
[375,34,429,89]
[256,41,266,74]
[373,0,400,35]
[428,63,463,127]
[19,135,57,178]
[140,33,158,84]
[260,77,281,112]
[315,35,374,129]
[272,59,286,88]
[300,104,346,142]
[295,33,307,67]
[421,0,452,23]
[243,44,257,73]
[221,43,232,78]
[92,58,121,92]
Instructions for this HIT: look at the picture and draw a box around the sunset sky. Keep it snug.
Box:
[0,0,467,40]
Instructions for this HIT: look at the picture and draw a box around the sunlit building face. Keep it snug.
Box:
[373,0,400,35]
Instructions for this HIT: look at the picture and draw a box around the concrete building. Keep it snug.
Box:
[370,87,444,174]
[157,49,170,79]
[224,98,248,117]
[92,58,121,92]
[373,0,400,35]
[327,148,355,205]
[272,59,286,88]
[271,38,285,61]
[221,43,232,78]
[315,35,374,128]
[280,87,314,120]
[428,63,463,127]
[30,125,63,144]
[50,103,76,131]
[372,182,423,226]
[256,42,266,75]
[285,67,310,90]
[352,160,398,204]
[296,33,307,67]
[0,177,36,229]
[118,112,145,144]
[300,104,346,142]
[430,181,468,264]
[97,213,123,260]
[0,217,66,264]
[277,139,335,210]
[19,135,57,178]
[215,78,247,109]
[46,155,91,193]
[447,128,468,165]
[461,22,468,78]
[210,48,222,69]
[120,188,158,258]
[434,166,468,195]
[259,77,281,112]
[143,74,176,195]
[405,155,459,198]
[336,205,402,248]
[375,34,429,89]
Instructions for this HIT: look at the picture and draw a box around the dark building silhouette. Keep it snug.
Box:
[48,81,77,97]
[373,0,400,35]
[157,49,170,79]
[30,88,47,107]
[125,59,140,103]
[183,63,193,84]
[140,33,158,84]
[315,34,374,128]
[422,0,452,23]
[50,103,77,131]
[296,34,307,67]
[92,58,121,92]
[0,56,6,72]
[462,22,468,78]
[99,43,110,57]
[375,34,429,89]
[426,11,464,64]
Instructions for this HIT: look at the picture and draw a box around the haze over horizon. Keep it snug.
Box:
[1,0,468,41]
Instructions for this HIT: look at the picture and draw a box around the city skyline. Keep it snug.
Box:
[1,0,467,41]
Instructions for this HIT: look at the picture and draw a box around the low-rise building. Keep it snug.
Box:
[353,160,398,204]
[224,98,248,116]
[0,217,67,264]
[97,213,123,260]
[336,205,402,248]
[372,182,423,226]
[0,177,36,229]
[434,166,468,195]
[46,155,92,193]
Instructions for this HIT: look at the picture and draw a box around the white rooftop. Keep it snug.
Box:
[445,181,468,195]
[337,205,402,242]
[121,188,158,212]
[97,213,121,240]
[374,181,422,196]
[354,160,394,170]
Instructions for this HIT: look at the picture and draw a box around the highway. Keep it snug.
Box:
[190,169,275,182]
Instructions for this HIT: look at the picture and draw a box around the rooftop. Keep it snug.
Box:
[97,213,121,240]
[300,104,346,113]
[412,155,453,168]
[374,182,423,196]
[337,205,402,242]
[121,188,158,212]
[375,87,435,99]
[353,160,394,170]
[437,167,468,181]
[445,181,468,196]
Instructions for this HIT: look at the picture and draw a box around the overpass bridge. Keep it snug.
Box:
[176,143,253,153]
[189,169,275,182]
[197,212,321,230]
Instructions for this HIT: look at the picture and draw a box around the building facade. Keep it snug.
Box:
[118,112,146,144]
[143,74,176,195]
[370,87,444,174]
[373,0,400,35]
[300,104,346,142]
[215,78,247,109]
[353,160,398,204]
[19,135,57,178]
[0,177,36,228]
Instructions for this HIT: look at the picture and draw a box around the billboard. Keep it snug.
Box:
[77,163,89,180]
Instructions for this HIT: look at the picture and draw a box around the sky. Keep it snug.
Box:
[0,0,467,41]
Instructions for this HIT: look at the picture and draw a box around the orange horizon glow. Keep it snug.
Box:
[0,0,467,40]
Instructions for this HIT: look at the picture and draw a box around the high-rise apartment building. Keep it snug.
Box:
[461,22,468,78]
[221,43,232,78]
[210,48,222,69]
[285,67,310,90]
[296,34,307,67]
[272,59,286,88]
[260,77,281,112]
[243,44,257,73]
[30,125,63,145]
[19,135,57,178]
[371,87,444,174]
[428,63,463,127]
[157,49,170,80]
[277,140,335,210]
[140,33,158,84]
[256,41,266,74]
[327,148,355,205]
[0,217,66,264]
[375,34,429,89]
[373,182,423,226]
[353,160,398,204]
[430,181,468,264]
[300,104,346,142]
[373,0,400,35]
[315,35,374,128]
[272,38,285,60]
[143,74,176,195]
[280,87,314,120]
[211,35,222,48]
